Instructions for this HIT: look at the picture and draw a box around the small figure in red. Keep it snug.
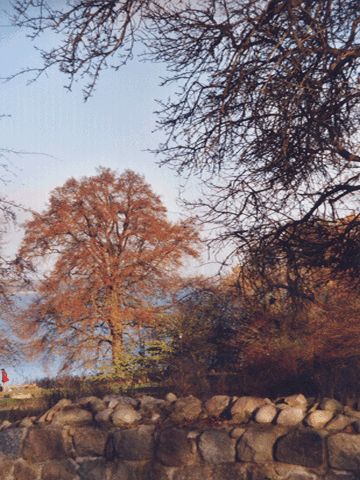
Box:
[1,368,9,393]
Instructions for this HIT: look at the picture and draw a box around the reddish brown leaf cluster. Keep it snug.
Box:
[18,168,200,371]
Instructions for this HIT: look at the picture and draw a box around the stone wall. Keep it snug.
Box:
[0,392,360,479]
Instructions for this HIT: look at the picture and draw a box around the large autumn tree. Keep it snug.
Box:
[18,168,199,372]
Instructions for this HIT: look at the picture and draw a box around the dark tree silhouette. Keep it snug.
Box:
[12,0,360,286]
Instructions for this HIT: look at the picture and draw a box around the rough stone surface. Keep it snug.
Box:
[41,460,79,480]
[211,463,249,480]
[230,426,246,439]
[344,407,360,419]
[170,396,202,423]
[139,395,166,408]
[283,394,308,409]
[110,460,152,480]
[0,456,14,480]
[23,427,67,462]
[94,407,113,424]
[19,417,34,428]
[237,425,285,463]
[328,433,360,471]
[78,458,107,480]
[273,463,320,479]
[325,471,358,480]
[326,415,353,432]
[113,425,155,461]
[352,420,360,433]
[78,396,106,414]
[276,407,305,426]
[106,395,139,409]
[173,464,214,480]
[112,403,141,427]
[52,406,93,426]
[231,396,269,423]
[306,410,334,428]
[157,428,197,466]
[72,426,108,457]
[204,395,230,417]
[275,429,325,468]
[165,393,177,403]
[198,429,235,463]
[0,428,26,458]
[1,393,360,479]
[150,463,176,480]
[320,398,344,412]
[13,459,39,480]
[40,399,73,423]
[255,404,277,424]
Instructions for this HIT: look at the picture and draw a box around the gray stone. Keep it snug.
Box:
[139,395,166,408]
[113,425,155,461]
[23,427,67,462]
[112,403,141,427]
[19,417,34,428]
[326,414,353,432]
[94,407,113,424]
[13,459,39,480]
[78,458,107,480]
[149,463,177,480]
[305,410,334,428]
[212,463,249,480]
[173,464,214,480]
[213,462,279,480]
[198,429,235,463]
[105,395,139,409]
[186,430,200,440]
[344,407,360,419]
[230,426,246,439]
[352,419,360,433]
[78,396,106,413]
[170,396,202,423]
[42,460,79,480]
[276,407,305,426]
[255,405,277,424]
[237,425,285,463]
[328,433,360,471]
[204,395,231,417]
[325,470,358,480]
[0,428,26,458]
[0,420,12,430]
[231,396,269,423]
[0,456,14,480]
[165,393,177,403]
[284,394,308,409]
[40,399,73,423]
[157,428,197,466]
[273,463,320,479]
[275,429,325,468]
[52,406,93,426]
[320,398,343,412]
[110,461,152,480]
[72,426,108,457]
[140,396,168,423]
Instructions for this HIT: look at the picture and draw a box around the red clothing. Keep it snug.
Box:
[2,371,8,383]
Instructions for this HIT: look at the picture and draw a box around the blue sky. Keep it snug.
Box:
[0,6,203,254]
[0,5,218,384]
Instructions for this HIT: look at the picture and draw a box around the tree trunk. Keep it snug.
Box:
[109,289,124,368]
[112,330,123,368]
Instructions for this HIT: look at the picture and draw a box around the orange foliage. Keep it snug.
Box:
[18,168,200,371]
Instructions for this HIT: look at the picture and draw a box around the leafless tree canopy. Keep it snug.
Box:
[12,0,360,284]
